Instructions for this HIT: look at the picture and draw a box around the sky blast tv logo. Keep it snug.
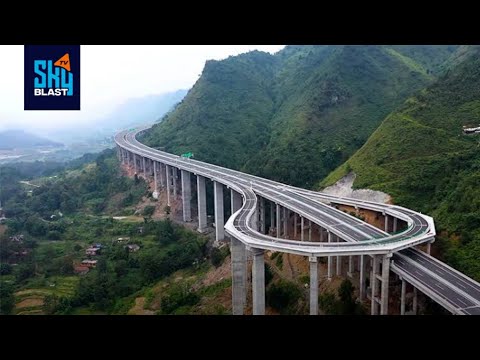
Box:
[24,45,80,110]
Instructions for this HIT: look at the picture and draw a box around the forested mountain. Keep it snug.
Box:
[143,45,458,187]
[322,46,480,280]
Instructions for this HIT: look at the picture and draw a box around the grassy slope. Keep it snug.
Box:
[143,45,457,188]
[322,46,480,280]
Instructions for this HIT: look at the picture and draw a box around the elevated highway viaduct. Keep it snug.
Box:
[115,126,480,315]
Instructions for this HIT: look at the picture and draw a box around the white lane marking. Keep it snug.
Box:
[456,297,469,307]
[435,283,446,291]
[414,270,424,277]
[456,282,468,290]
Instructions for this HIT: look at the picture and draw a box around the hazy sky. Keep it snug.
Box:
[0,45,285,132]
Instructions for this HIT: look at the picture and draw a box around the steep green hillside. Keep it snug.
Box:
[143,45,457,188]
[322,46,480,280]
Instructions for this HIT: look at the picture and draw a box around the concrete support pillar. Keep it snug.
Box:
[270,202,275,230]
[413,287,418,315]
[159,163,165,188]
[308,220,312,241]
[231,237,246,315]
[393,217,398,233]
[348,256,353,278]
[252,248,265,315]
[172,168,177,197]
[181,170,191,222]
[359,255,366,300]
[165,164,171,206]
[133,154,137,173]
[294,213,298,239]
[384,214,389,232]
[143,157,146,178]
[283,208,288,238]
[371,255,380,315]
[320,227,324,242]
[197,176,207,233]
[276,204,281,238]
[426,242,431,255]
[301,216,305,241]
[231,189,242,214]
[380,255,390,315]
[259,197,266,234]
[214,181,224,242]
[252,200,259,231]
[309,257,318,315]
[153,162,158,198]
[327,231,332,280]
[336,236,341,276]
[400,279,406,315]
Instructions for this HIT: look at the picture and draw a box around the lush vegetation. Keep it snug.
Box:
[322,46,480,281]
[143,45,457,188]
[318,279,365,315]
[0,151,213,315]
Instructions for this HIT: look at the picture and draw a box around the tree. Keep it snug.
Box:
[0,263,12,275]
[164,205,171,216]
[14,262,35,282]
[143,205,156,218]
[0,281,15,315]
[210,248,223,267]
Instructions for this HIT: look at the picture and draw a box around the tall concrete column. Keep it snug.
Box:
[231,189,242,214]
[309,257,318,315]
[231,237,246,315]
[400,279,406,315]
[380,255,390,315]
[165,164,171,206]
[214,181,224,242]
[308,220,312,241]
[301,216,305,241]
[426,242,431,255]
[283,208,288,238]
[327,231,332,280]
[348,256,353,278]
[197,175,207,233]
[172,167,177,197]
[252,248,265,315]
[371,255,380,315]
[259,197,266,234]
[159,163,165,188]
[276,204,281,238]
[393,217,398,233]
[133,154,137,173]
[181,170,192,222]
[413,287,418,315]
[153,161,158,198]
[270,202,275,231]
[359,255,366,300]
[336,235,341,276]
[143,157,146,178]
[384,214,389,232]
[294,213,298,239]
[320,227,324,242]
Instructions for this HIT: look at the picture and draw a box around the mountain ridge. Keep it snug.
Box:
[143,45,458,188]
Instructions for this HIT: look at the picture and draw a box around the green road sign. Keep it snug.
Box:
[181,152,194,158]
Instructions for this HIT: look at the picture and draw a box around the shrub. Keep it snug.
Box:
[266,280,302,314]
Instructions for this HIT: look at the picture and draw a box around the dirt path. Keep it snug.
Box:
[128,297,156,315]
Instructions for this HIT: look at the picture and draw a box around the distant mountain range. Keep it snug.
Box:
[0,130,63,150]
[93,89,189,133]
[45,89,188,145]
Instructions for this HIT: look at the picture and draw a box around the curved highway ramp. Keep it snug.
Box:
[115,126,480,315]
